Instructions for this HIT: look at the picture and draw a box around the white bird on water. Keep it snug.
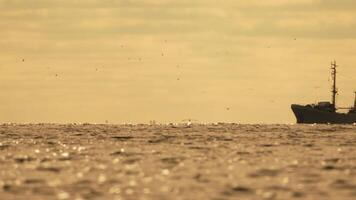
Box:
[181,119,198,127]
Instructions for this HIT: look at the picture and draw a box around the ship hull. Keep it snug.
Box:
[291,104,356,124]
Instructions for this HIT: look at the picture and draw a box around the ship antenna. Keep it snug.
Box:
[331,60,338,110]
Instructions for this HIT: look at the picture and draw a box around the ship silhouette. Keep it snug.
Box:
[291,61,356,124]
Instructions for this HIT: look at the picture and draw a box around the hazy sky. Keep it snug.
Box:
[1,0,355,124]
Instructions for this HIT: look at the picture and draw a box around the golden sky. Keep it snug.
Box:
[0,0,355,123]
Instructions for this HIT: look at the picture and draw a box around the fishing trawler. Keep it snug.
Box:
[291,61,356,124]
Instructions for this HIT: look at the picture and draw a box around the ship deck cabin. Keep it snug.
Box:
[306,101,336,112]
[305,101,356,114]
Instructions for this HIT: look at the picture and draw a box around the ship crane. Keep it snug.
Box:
[331,61,338,111]
[336,91,356,110]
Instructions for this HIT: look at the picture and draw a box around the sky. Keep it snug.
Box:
[0,0,355,124]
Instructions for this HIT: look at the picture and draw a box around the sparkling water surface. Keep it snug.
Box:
[0,123,355,200]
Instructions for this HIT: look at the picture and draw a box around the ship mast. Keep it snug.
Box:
[354,91,356,109]
[331,61,338,110]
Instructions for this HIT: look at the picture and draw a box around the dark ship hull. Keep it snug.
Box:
[291,104,356,124]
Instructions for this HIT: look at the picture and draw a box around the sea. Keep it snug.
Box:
[0,123,355,200]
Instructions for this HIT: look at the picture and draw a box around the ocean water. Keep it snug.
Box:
[0,123,355,200]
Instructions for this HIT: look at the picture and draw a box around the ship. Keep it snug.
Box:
[291,61,356,124]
